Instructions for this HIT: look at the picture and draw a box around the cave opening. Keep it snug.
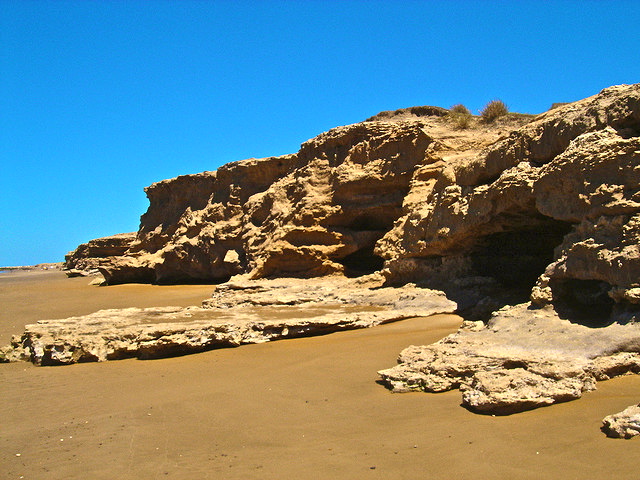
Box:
[338,246,385,278]
[470,219,573,296]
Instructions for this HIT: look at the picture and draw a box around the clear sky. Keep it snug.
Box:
[1,0,639,266]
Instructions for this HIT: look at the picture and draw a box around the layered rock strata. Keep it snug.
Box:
[378,303,640,414]
[65,111,531,285]
[378,84,640,321]
[51,83,640,420]
[64,232,136,273]
[1,277,456,365]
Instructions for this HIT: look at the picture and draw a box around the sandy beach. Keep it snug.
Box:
[1,271,639,479]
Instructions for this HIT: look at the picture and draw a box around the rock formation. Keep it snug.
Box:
[378,304,640,414]
[30,83,640,421]
[64,84,640,325]
[1,277,455,365]
[65,232,136,272]
[602,404,640,438]
[64,106,533,286]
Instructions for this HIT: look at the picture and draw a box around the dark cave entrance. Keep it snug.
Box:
[330,212,394,278]
[338,245,385,278]
[469,219,574,299]
[549,278,615,327]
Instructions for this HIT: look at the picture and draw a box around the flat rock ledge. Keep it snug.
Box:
[602,404,640,439]
[378,303,640,415]
[0,277,456,366]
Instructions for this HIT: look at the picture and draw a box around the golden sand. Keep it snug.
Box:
[1,271,638,479]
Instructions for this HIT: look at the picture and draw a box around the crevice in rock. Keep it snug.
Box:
[614,117,640,138]
[615,125,640,139]
[444,218,574,321]
[338,246,385,277]
[347,214,394,232]
[550,278,615,327]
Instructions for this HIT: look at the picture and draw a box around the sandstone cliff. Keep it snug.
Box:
[66,84,640,325]
[22,84,640,425]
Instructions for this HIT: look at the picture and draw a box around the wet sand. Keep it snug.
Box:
[1,271,638,479]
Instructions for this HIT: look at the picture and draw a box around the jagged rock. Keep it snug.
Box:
[64,233,137,273]
[2,278,456,366]
[71,106,535,285]
[379,84,640,323]
[51,83,640,417]
[460,368,596,415]
[602,404,640,438]
[64,84,640,328]
[378,303,640,414]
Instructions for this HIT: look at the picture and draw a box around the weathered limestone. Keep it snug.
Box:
[380,85,640,321]
[51,84,640,421]
[66,108,531,285]
[602,404,640,438]
[64,233,137,273]
[378,304,640,414]
[1,277,456,366]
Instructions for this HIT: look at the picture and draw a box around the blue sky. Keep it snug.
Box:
[1,0,639,266]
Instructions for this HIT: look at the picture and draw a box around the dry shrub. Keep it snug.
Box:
[450,104,471,115]
[449,104,473,129]
[480,100,508,123]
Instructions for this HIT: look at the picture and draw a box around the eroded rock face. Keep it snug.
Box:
[72,108,529,285]
[1,277,456,365]
[602,404,640,438]
[12,83,640,427]
[378,303,640,414]
[378,84,640,322]
[64,233,137,272]
[65,84,640,328]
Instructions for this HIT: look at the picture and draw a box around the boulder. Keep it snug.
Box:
[602,404,640,438]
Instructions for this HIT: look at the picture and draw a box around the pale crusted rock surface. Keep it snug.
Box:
[378,304,640,414]
[460,368,595,415]
[602,404,640,438]
[1,277,456,366]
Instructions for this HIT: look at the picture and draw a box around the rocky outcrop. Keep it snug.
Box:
[378,303,640,414]
[64,232,137,273]
[379,84,640,320]
[602,404,640,438]
[53,83,640,418]
[1,277,456,365]
[64,84,640,326]
[71,108,533,285]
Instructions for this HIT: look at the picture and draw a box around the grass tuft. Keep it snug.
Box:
[480,100,508,123]
[448,104,473,129]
